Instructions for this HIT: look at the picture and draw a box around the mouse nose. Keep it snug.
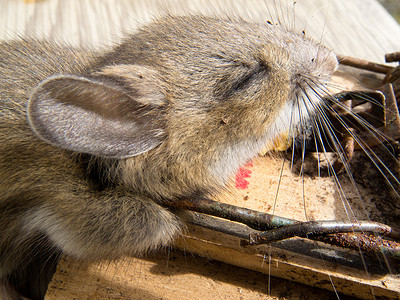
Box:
[315,46,339,78]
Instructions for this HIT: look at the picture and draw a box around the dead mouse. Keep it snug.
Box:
[0,15,337,299]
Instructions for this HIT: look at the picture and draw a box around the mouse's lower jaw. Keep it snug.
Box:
[207,134,271,185]
[266,83,327,147]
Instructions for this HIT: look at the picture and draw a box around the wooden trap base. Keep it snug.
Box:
[45,156,400,299]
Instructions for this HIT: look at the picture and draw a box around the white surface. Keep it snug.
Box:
[0,0,399,62]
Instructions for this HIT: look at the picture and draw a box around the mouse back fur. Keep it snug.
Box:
[0,15,337,299]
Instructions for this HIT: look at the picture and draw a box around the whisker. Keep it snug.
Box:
[296,89,312,221]
[272,90,299,217]
[299,83,362,220]
[325,90,398,152]
[272,0,285,29]
[318,4,329,44]
[301,82,400,277]
[309,79,399,176]
[312,95,375,220]
[296,85,398,281]
[290,1,297,33]
[321,94,400,195]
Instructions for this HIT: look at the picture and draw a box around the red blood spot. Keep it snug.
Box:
[235,161,253,189]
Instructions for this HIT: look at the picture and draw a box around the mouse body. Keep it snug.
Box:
[0,15,337,299]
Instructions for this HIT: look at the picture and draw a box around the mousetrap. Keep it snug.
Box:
[46,54,400,300]
[157,53,400,298]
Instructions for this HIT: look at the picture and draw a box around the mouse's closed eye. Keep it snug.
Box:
[214,61,269,100]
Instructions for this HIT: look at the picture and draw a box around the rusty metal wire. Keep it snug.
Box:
[160,197,400,258]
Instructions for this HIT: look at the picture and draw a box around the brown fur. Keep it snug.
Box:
[0,15,337,299]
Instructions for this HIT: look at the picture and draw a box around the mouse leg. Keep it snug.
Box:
[0,282,21,300]
[22,189,183,261]
[0,230,59,300]
[5,244,59,300]
[1,189,182,300]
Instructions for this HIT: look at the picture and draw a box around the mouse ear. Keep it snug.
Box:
[28,73,166,158]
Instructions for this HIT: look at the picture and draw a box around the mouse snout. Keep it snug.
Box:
[314,45,339,80]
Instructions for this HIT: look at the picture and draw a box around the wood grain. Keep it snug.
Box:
[1,0,399,299]
[1,0,400,62]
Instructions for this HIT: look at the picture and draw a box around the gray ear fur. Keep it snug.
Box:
[27,71,166,158]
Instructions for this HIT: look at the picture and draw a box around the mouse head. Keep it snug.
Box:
[28,16,338,175]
